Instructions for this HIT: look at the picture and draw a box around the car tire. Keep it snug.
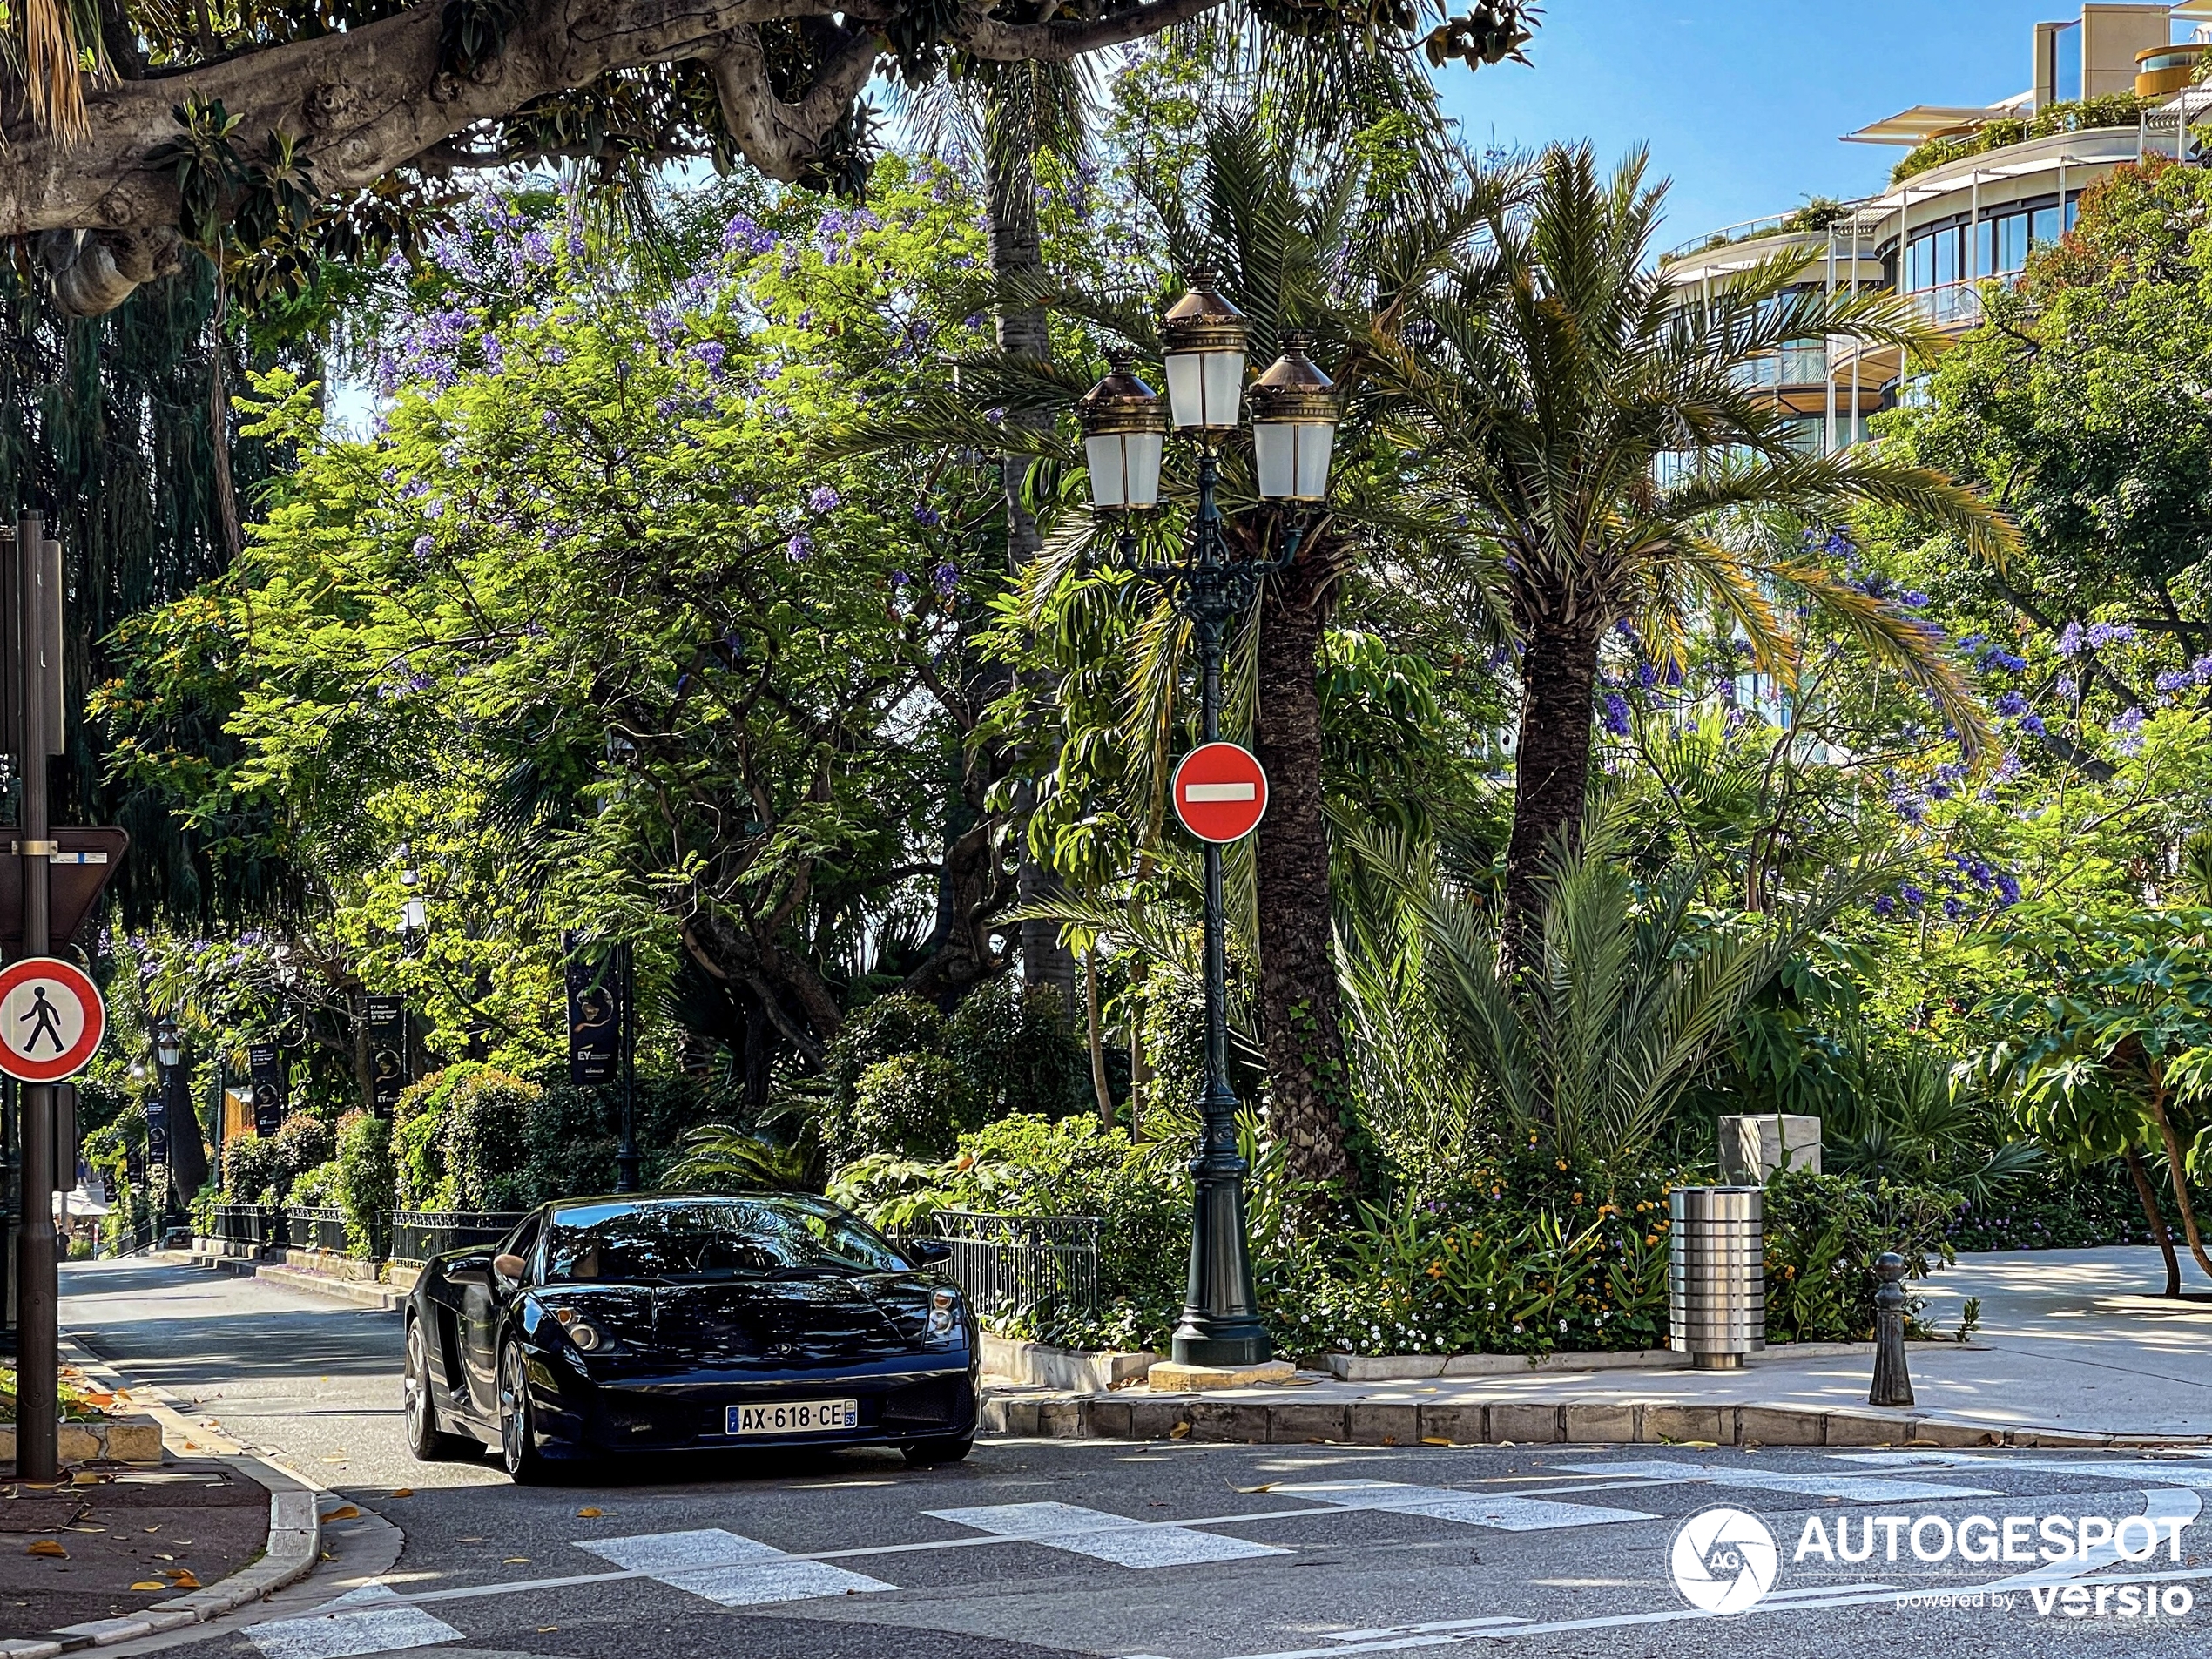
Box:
[402,1316,475,1462]
[901,1435,974,1466]
[498,1339,555,1485]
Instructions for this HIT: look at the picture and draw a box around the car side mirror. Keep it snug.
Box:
[445,1259,490,1287]
[908,1239,954,1267]
[493,1252,529,1283]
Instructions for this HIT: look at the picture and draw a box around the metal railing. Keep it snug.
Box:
[283,1205,350,1254]
[914,1210,1103,1323]
[212,1203,282,1249]
[386,1209,529,1265]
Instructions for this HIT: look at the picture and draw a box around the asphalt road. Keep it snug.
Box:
[61,1258,2212,1659]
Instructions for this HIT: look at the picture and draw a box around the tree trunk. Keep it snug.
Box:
[2145,1086,2212,1281]
[2124,1143,2182,1298]
[1085,945,1115,1129]
[1500,616,1603,977]
[1254,544,1360,1193]
[983,111,1079,1019]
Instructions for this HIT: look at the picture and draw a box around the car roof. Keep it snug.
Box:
[546,1193,836,1224]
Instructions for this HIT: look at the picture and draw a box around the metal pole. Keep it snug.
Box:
[14,512,57,1481]
[1168,446,1269,1369]
[613,941,638,1193]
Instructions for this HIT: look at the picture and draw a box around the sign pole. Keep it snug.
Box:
[14,512,58,1482]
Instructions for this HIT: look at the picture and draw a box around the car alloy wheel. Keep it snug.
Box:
[402,1318,469,1461]
[498,1339,550,1482]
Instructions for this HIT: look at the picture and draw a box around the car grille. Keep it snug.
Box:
[880,1375,966,1430]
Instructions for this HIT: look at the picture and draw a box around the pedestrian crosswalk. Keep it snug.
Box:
[1554,1458,2002,1502]
[927,1501,1289,1568]
[238,1450,2212,1659]
[1266,1480,1656,1531]
[577,1526,895,1606]
[246,1584,465,1659]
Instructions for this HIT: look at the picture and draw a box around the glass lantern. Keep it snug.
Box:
[1076,351,1167,510]
[1249,331,1342,502]
[1159,270,1249,432]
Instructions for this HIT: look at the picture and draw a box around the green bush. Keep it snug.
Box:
[840,1053,973,1163]
[389,1069,461,1208]
[336,1110,395,1255]
[945,980,1089,1121]
[833,1112,1188,1351]
[287,1157,344,1208]
[222,1129,281,1204]
[443,1070,541,1210]
[269,1112,336,1195]
[1761,1170,1961,1342]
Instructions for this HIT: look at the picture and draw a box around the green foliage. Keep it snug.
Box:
[1891,97,2158,185]
[833,1113,1188,1350]
[335,1110,396,1254]
[658,1123,820,1193]
[819,982,1090,1163]
[1759,1170,1960,1342]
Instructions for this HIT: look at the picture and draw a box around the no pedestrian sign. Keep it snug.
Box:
[1172,741,1269,844]
[0,956,106,1083]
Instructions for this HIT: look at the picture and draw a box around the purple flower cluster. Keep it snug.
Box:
[1602,693,1631,738]
[807,485,842,514]
[931,561,958,597]
[723,214,777,256]
[2152,655,2212,694]
[2055,620,2135,658]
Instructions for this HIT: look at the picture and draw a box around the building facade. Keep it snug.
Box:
[1664,3,2212,455]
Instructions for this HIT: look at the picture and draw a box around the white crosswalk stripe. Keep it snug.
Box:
[927,1501,1290,1568]
[246,1584,464,1659]
[1271,1480,1656,1531]
[1831,1449,2212,1487]
[1553,1459,2000,1501]
[578,1527,894,1606]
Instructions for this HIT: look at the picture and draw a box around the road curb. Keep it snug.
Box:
[0,1454,320,1659]
[979,1390,2212,1451]
[157,1251,401,1313]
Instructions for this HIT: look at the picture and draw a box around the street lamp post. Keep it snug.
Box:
[1076,275,1341,1368]
[154,1015,185,1244]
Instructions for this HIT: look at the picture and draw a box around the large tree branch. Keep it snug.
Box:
[706,22,880,182]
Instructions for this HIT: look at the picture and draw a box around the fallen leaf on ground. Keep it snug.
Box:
[1170,1423,1190,1439]
[155,1553,174,1561]
[537,1628,557,1634]
[1233,1483,1275,1494]
[168,1571,201,1588]
[320,1505,361,1521]
[575,1507,603,1518]
[389,1489,413,1499]
[320,1456,347,1464]
[458,1536,483,1543]
[25,1541,66,1558]
[129,1582,168,1593]
[503,1557,531,1565]
[1420,1437,1452,1447]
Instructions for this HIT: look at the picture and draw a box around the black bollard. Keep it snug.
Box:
[1870,1250,1914,1408]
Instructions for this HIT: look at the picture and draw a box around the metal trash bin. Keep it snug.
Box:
[1669,1186,1765,1370]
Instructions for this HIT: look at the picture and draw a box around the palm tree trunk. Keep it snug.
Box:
[2124,1143,2182,1297]
[1254,546,1359,1192]
[1500,615,1603,978]
[983,119,1077,1021]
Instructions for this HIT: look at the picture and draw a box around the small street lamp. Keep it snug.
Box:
[152,1015,185,1244]
[1075,273,1341,1369]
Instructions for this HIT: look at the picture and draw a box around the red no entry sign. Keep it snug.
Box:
[0,956,105,1082]
[1172,741,1270,843]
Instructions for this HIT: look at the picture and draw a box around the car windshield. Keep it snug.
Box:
[543,1199,908,1283]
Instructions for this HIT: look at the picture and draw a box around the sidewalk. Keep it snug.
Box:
[986,1246,2212,1450]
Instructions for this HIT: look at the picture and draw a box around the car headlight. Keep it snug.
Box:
[927,1289,958,1339]
[550,1306,604,1351]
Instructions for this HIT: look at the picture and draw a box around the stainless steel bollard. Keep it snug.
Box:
[1669,1186,1765,1370]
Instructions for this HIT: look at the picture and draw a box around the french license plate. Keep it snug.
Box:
[729,1399,860,1436]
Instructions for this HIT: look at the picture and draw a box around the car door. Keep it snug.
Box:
[461,1212,542,1414]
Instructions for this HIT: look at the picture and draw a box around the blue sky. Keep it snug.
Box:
[1433,2,2143,246]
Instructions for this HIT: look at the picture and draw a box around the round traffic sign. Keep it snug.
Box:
[1171,741,1270,843]
[0,957,106,1083]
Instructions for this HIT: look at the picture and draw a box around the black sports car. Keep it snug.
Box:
[401,1194,979,1482]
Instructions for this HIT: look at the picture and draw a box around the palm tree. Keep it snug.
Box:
[1369,144,2019,972]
